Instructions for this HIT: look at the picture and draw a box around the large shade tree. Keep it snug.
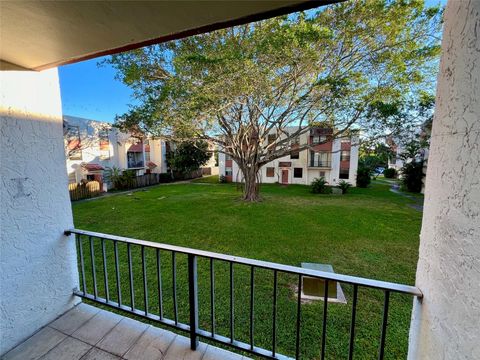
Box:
[166,140,211,179]
[359,90,435,173]
[106,0,442,201]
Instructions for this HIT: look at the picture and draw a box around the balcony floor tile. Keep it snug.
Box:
[162,335,208,360]
[123,325,177,360]
[70,310,122,346]
[2,326,66,360]
[39,337,92,360]
[49,303,100,335]
[81,348,121,360]
[2,303,250,360]
[95,317,149,357]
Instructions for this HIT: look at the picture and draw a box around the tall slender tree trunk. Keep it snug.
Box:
[241,164,261,202]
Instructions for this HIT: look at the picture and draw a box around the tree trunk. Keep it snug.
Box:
[241,165,261,202]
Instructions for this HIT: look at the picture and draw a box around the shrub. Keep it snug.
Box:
[104,166,119,188]
[105,167,136,190]
[356,166,371,188]
[383,168,397,178]
[338,180,351,194]
[159,173,173,183]
[219,175,227,183]
[401,161,423,193]
[323,186,333,194]
[166,140,210,176]
[311,177,331,194]
[117,170,136,189]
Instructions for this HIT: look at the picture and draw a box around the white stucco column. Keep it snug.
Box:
[0,68,79,354]
[407,1,480,359]
[330,138,341,184]
[349,135,359,186]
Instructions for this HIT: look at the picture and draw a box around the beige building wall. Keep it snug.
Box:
[148,138,164,173]
[408,1,480,359]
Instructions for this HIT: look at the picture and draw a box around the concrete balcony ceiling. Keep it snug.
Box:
[0,0,339,71]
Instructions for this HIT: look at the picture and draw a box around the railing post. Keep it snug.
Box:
[188,254,199,350]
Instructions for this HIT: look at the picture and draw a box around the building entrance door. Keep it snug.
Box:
[281,169,289,184]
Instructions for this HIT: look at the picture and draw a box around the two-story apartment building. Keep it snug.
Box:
[219,127,359,186]
[64,115,166,189]
[64,115,218,189]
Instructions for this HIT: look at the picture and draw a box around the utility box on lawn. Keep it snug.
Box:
[301,263,346,303]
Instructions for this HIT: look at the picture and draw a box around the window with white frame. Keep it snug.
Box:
[341,150,350,161]
[313,135,327,144]
[340,168,349,179]
[290,136,300,145]
[310,151,330,166]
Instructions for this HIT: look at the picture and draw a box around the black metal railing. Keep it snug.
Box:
[127,160,145,168]
[66,229,422,360]
[309,160,332,168]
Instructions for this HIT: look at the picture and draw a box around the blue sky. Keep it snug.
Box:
[59,0,446,123]
[59,57,136,123]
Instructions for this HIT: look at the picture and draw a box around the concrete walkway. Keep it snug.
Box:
[2,303,249,360]
[389,183,424,212]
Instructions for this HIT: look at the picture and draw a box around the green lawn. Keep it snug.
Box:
[191,174,221,183]
[72,181,422,359]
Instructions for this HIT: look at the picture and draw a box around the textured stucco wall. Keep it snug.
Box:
[408,1,480,359]
[0,69,78,354]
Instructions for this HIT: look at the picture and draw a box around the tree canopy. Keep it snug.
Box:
[106,0,442,200]
[166,140,210,176]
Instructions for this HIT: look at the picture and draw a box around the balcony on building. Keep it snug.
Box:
[127,142,145,170]
[309,151,332,168]
[2,1,479,360]
[1,229,422,360]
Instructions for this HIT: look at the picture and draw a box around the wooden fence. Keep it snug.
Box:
[69,181,101,201]
[173,169,203,180]
[70,172,199,200]
[132,173,161,188]
[131,171,201,187]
